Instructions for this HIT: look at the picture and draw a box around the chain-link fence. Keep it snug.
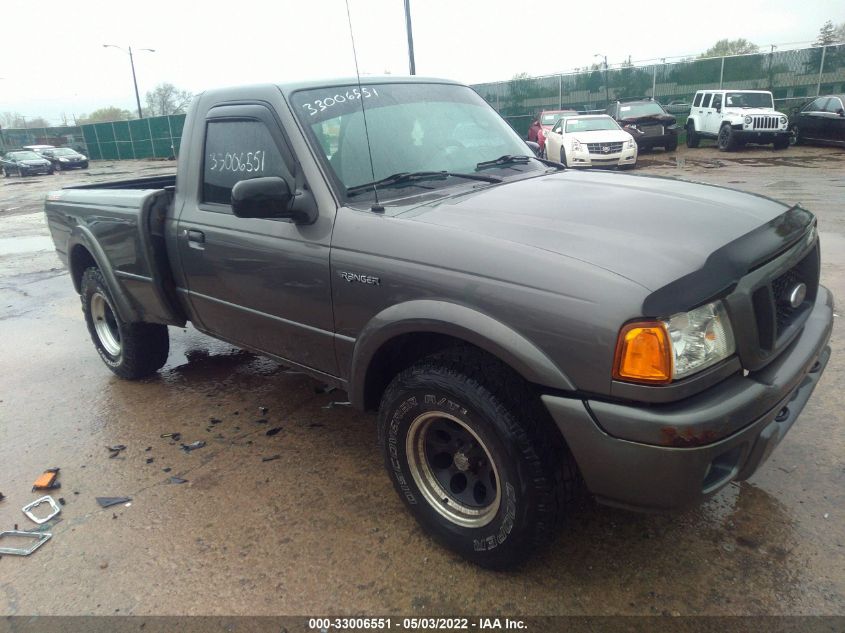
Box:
[472,44,845,137]
[0,114,186,161]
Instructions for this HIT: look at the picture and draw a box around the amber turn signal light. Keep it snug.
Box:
[613,322,673,384]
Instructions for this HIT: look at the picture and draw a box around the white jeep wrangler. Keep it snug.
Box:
[685,90,790,151]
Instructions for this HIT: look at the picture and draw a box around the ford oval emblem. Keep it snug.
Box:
[788,283,807,308]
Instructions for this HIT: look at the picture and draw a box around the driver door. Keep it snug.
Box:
[545,119,564,162]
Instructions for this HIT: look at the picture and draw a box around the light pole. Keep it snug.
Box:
[103,44,155,119]
[595,53,609,105]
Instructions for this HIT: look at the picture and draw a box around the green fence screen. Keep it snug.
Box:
[471,44,845,137]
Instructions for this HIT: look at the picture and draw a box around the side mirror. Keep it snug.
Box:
[231,177,317,224]
[838,108,845,117]
[525,140,541,156]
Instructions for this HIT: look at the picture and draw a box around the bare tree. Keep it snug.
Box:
[144,83,193,117]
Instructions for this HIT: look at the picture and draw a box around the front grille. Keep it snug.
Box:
[586,142,623,154]
[753,243,820,351]
[640,125,664,137]
[752,115,780,130]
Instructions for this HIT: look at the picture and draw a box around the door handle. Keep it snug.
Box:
[187,229,205,243]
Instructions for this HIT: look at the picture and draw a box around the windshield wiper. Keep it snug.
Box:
[476,154,564,171]
[347,170,502,197]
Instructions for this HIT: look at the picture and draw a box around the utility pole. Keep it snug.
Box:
[403,0,416,75]
[103,44,155,119]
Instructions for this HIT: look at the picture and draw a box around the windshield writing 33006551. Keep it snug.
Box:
[207,151,267,173]
[301,87,379,116]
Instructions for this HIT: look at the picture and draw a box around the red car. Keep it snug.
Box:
[528,109,578,154]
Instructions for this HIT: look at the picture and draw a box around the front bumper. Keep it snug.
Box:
[21,166,52,175]
[569,147,637,168]
[735,128,790,143]
[542,285,833,511]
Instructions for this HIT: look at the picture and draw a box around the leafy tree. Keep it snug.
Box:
[611,57,651,100]
[144,83,193,117]
[77,107,133,124]
[814,20,839,46]
[805,21,845,74]
[699,39,759,58]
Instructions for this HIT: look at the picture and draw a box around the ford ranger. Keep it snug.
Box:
[44,77,833,569]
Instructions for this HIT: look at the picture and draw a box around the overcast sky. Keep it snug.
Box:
[0,0,841,124]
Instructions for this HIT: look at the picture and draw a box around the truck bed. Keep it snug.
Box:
[62,174,176,191]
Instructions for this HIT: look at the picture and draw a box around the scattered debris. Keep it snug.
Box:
[146,457,155,464]
[0,492,4,502]
[233,411,240,416]
[162,467,172,473]
[58,498,66,506]
[32,468,60,491]
[168,477,188,485]
[266,427,283,437]
[259,406,269,414]
[262,455,281,462]
[824,513,830,519]
[322,401,351,409]
[161,432,182,441]
[209,417,222,425]
[96,497,132,509]
[145,447,152,452]
[22,496,61,525]
[106,445,127,458]
[315,384,337,395]
[181,440,206,452]
[254,418,269,424]
[0,530,52,556]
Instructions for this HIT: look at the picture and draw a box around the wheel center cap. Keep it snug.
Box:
[453,451,470,472]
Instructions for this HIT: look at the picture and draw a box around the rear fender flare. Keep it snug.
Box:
[348,299,576,409]
[67,227,140,323]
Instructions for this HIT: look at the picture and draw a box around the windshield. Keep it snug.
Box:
[8,151,41,160]
[52,148,78,156]
[292,83,535,198]
[617,102,665,118]
[565,117,620,133]
[725,92,773,109]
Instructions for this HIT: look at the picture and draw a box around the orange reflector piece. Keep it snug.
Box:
[613,322,673,384]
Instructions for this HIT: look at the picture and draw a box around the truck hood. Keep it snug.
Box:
[724,108,785,117]
[401,170,803,293]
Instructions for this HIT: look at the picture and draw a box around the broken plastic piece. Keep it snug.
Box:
[262,455,281,462]
[254,418,268,424]
[181,441,206,452]
[0,530,52,556]
[0,492,5,502]
[22,496,61,525]
[168,477,188,484]
[106,445,126,454]
[161,432,182,441]
[32,468,60,491]
[259,406,269,414]
[266,427,282,437]
[322,401,352,409]
[96,496,131,508]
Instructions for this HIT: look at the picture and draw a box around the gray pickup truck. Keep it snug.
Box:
[45,77,833,569]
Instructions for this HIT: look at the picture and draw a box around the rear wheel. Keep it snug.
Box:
[717,124,737,152]
[81,267,169,379]
[377,347,579,569]
[686,122,700,148]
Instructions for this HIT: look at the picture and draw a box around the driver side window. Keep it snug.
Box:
[712,94,722,110]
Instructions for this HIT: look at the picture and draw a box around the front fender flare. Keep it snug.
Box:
[348,300,576,409]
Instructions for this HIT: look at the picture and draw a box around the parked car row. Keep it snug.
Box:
[526,90,844,168]
[1,146,89,177]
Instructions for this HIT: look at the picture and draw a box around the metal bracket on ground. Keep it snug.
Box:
[0,530,53,556]
[22,495,62,525]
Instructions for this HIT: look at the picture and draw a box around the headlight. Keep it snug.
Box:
[626,138,635,149]
[613,300,735,384]
[571,139,582,151]
[779,116,787,124]
[60,158,70,162]
[744,116,753,124]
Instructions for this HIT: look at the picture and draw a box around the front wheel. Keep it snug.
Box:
[81,267,169,379]
[789,125,802,146]
[559,147,568,167]
[665,138,678,152]
[717,124,737,152]
[378,348,578,569]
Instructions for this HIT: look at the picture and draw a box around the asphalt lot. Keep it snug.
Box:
[1,145,844,616]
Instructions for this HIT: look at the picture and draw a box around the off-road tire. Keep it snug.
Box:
[665,138,678,152]
[377,347,579,569]
[718,124,737,152]
[81,267,169,379]
[789,124,802,146]
[685,122,700,148]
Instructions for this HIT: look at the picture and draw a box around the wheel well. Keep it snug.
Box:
[362,333,529,412]
[69,244,97,293]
